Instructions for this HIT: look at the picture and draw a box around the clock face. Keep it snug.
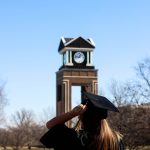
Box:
[74,52,85,63]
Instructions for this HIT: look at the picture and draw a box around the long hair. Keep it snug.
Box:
[76,108,121,150]
[93,119,119,150]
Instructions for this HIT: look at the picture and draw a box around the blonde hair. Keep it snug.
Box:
[74,105,122,150]
[95,119,120,150]
[75,119,121,150]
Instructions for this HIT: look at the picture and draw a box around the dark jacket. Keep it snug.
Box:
[40,124,83,150]
[40,124,124,150]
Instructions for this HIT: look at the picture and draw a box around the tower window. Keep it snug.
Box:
[57,85,62,101]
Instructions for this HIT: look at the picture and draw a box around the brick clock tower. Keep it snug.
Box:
[56,36,98,117]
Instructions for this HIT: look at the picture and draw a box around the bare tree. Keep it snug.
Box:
[30,123,47,146]
[110,80,141,106]
[0,82,7,124]
[135,57,150,101]
[39,106,55,125]
[109,78,150,149]
[0,128,10,150]
[8,109,36,150]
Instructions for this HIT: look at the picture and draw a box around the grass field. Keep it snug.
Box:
[0,147,53,150]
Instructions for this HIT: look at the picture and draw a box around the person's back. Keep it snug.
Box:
[40,92,124,150]
[75,105,124,150]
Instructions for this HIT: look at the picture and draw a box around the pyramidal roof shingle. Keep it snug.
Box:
[58,36,95,52]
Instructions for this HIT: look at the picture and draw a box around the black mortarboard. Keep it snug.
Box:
[81,91,119,113]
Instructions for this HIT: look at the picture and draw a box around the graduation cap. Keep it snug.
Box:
[81,92,119,119]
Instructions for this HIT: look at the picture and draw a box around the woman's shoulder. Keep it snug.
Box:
[40,124,83,150]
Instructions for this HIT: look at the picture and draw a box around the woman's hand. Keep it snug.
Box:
[46,104,87,129]
[71,104,87,117]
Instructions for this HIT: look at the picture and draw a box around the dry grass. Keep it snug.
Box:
[0,147,53,150]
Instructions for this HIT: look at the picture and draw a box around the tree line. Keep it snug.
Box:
[108,58,150,150]
[0,58,150,150]
[0,109,47,150]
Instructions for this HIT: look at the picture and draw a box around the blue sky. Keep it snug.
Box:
[0,0,150,120]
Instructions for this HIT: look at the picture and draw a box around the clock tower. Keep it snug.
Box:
[56,37,98,121]
[59,36,95,69]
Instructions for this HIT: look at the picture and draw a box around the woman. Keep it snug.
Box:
[40,92,124,150]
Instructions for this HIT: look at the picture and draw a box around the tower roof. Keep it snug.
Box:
[58,36,95,52]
